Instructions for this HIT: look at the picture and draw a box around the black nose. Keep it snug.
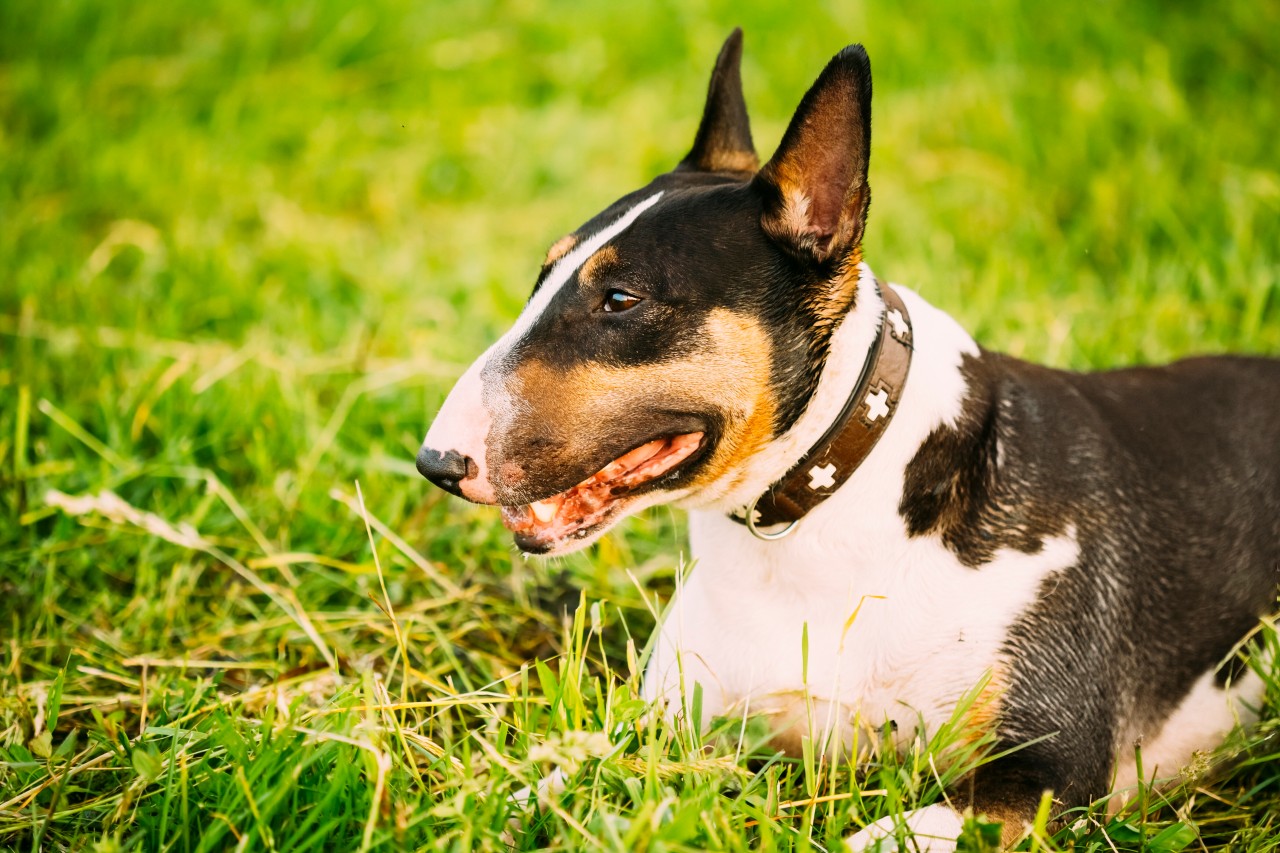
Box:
[416,447,471,497]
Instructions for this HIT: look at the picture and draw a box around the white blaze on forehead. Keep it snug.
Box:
[420,191,665,503]
[494,191,665,353]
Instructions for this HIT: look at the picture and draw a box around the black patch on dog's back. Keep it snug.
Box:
[902,351,1280,810]
[899,352,1085,566]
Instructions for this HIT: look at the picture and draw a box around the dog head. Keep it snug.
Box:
[419,31,875,554]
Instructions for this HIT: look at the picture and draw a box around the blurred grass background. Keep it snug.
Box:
[2,0,1278,849]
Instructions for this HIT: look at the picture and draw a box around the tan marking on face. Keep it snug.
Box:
[544,234,578,266]
[578,244,619,286]
[497,309,776,500]
[668,317,785,509]
[663,310,776,494]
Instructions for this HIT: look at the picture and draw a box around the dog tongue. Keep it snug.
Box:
[502,433,704,540]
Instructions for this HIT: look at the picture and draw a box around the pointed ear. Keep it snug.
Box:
[754,45,872,265]
[679,28,758,174]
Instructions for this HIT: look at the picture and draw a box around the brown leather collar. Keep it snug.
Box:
[731,282,914,537]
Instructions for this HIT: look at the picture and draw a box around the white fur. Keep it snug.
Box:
[1111,664,1266,804]
[643,276,1081,757]
[420,192,665,498]
[502,191,665,346]
[422,341,500,502]
[846,804,966,852]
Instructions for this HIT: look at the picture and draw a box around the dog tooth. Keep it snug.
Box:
[530,499,558,523]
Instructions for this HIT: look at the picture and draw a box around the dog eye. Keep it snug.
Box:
[602,289,644,313]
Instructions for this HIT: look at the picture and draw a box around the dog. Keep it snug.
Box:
[416,30,1280,849]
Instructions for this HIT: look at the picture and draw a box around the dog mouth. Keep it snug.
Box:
[500,432,705,551]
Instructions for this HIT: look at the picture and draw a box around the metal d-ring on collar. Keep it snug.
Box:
[734,281,914,542]
[743,495,800,540]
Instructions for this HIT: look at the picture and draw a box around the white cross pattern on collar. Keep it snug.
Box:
[864,387,891,421]
[808,462,837,490]
[886,307,909,340]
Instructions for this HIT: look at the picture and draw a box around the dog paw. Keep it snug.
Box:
[846,804,964,852]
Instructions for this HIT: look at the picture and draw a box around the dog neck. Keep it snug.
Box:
[689,263,885,512]
[732,279,913,533]
[686,267,982,560]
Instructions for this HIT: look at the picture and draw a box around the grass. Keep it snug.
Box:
[2,0,1279,849]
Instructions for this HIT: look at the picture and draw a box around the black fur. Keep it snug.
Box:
[509,171,858,478]
[903,353,1280,815]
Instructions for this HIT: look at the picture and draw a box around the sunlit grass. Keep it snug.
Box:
[2,0,1278,849]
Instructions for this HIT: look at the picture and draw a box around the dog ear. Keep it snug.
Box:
[754,45,872,265]
[679,28,758,174]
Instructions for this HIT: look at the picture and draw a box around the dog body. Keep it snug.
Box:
[646,274,1278,844]
[418,31,1279,849]
[642,282,1080,757]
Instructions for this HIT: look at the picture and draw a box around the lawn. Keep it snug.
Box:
[2,0,1279,849]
